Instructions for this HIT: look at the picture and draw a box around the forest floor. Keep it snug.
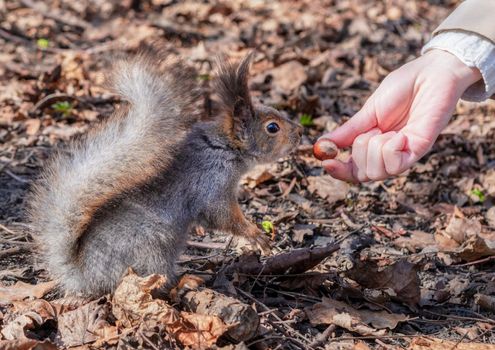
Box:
[1,0,495,349]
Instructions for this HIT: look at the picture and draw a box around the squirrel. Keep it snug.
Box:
[28,51,302,297]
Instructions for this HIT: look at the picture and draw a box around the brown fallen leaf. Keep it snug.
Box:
[0,339,57,350]
[435,216,482,251]
[112,269,227,349]
[307,175,350,204]
[267,60,307,92]
[305,297,408,336]
[455,235,495,262]
[346,259,420,306]
[177,276,259,342]
[1,299,56,341]
[0,281,56,304]
[57,297,116,348]
[24,118,41,135]
[409,337,495,350]
[241,163,276,188]
[394,230,436,253]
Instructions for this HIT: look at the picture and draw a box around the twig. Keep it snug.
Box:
[328,334,422,342]
[0,223,17,235]
[20,0,89,29]
[4,170,30,183]
[453,256,495,267]
[422,310,495,325]
[236,287,314,349]
[186,240,228,250]
[309,324,336,348]
[0,246,29,259]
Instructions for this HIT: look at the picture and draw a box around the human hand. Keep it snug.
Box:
[318,49,481,183]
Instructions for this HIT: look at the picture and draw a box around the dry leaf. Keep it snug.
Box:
[1,299,56,341]
[24,119,41,135]
[409,337,495,350]
[179,284,259,342]
[305,297,408,336]
[0,339,57,350]
[0,281,56,304]
[346,259,420,306]
[268,61,307,92]
[57,297,115,347]
[112,269,227,349]
[307,175,350,203]
[241,163,276,188]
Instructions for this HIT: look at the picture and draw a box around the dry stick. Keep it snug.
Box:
[0,246,29,259]
[0,224,17,236]
[236,287,314,350]
[309,324,336,348]
[20,0,89,29]
[4,169,30,183]
[450,330,469,350]
[186,240,228,250]
[328,334,422,342]
[423,310,495,325]
[453,256,495,267]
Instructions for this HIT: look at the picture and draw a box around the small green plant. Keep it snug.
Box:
[261,220,274,234]
[197,74,210,81]
[471,188,485,202]
[52,101,73,117]
[299,113,314,127]
[37,38,50,49]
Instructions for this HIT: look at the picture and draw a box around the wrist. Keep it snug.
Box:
[425,49,482,91]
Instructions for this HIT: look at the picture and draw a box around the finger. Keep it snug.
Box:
[352,128,381,182]
[318,101,377,148]
[366,132,396,180]
[322,159,358,183]
[382,132,410,175]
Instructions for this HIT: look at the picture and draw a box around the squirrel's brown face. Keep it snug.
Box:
[214,53,302,163]
[248,105,302,162]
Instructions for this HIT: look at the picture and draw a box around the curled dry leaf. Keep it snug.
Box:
[112,269,227,349]
[409,337,495,350]
[241,163,276,188]
[57,297,116,348]
[0,281,56,304]
[1,299,56,341]
[307,175,350,204]
[305,297,408,336]
[435,216,495,262]
[0,339,57,350]
[178,279,259,342]
[346,259,420,306]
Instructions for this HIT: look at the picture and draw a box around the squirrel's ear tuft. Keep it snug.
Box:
[214,52,255,119]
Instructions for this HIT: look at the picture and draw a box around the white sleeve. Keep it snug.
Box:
[422,31,495,102]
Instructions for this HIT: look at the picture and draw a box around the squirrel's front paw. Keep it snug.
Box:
[246,226,272,255]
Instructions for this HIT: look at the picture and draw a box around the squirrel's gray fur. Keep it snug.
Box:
[29,52,302,297]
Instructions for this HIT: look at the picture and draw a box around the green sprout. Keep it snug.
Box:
[197,74,210,81]
[299,113,314,127]
[471,188,485,202]
[52,101,73,117]
[37,38,50,49]
[261,220,274,234]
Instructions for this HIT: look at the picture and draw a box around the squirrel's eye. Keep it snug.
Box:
[266,122,280,134]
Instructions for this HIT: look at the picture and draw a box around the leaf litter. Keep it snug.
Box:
[1,0,495,349]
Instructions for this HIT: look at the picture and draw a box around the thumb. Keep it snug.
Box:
[318,101,377,148]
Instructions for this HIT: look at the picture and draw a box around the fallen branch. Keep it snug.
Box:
[225,244,340,276]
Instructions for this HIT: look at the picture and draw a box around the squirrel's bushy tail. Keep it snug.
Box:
[28,53,200,290]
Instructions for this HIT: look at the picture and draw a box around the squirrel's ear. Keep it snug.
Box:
[214,52,255,122]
